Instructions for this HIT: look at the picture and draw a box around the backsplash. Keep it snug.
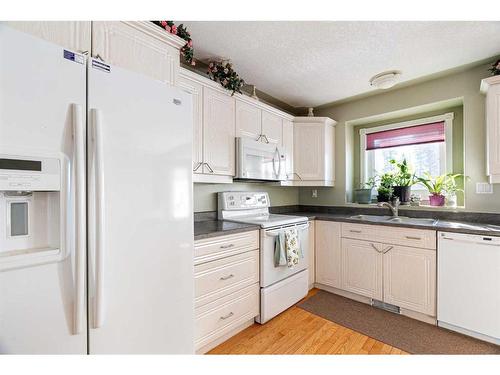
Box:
[193,182,299,212]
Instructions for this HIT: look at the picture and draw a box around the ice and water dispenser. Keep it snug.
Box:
[0,154,66,269]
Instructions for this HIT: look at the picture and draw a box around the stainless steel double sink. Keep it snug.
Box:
[348,214,437,226]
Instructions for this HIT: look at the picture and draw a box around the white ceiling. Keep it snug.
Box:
[179,21,500,107]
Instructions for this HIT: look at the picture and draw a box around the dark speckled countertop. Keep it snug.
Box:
[194,220,260,241]
[193,206,500,240]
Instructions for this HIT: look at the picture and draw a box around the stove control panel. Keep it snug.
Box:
[218,191,270,210]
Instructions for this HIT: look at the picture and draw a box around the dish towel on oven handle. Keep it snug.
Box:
[285,228,300,268]
[274,232,287,267]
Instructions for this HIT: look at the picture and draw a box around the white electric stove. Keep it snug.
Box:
[218,192,309,324]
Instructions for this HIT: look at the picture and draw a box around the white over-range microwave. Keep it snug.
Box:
[235,137,287,181]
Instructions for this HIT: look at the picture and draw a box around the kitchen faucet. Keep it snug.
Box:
[378,197,400,217]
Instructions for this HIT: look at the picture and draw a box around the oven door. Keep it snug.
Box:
[236,137,286,181]
[260,221,309,288]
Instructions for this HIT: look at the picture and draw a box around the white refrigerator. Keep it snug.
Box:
[0,24,195,354]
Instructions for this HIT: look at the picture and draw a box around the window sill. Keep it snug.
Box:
[345,202,466,212]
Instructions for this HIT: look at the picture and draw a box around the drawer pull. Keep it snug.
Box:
[220,274,235,281]
[219,312,234,320]
[350,229,362,233]
[220,244,235,249]
[383,246,394,254]
[406,236,422,240]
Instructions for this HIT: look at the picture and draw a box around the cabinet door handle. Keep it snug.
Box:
[350,229,362,233]
[370,243,382,253]
[204,163,214,173]
[193,162,202,172]
[220,243,235,249]
[262,134,270,144]
[220,274,235,281]
[220,312,234,320]
[383,246,394,254]
[406,236,421,240]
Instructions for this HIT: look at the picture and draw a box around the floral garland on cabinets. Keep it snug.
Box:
[152,21,246,95]
[207,61,245,95]
[152,21,195,65]
[490,59,500,76]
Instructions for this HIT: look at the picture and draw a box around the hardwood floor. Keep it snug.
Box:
[208,289,408,355]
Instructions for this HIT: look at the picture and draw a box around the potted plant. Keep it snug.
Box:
[376,173,394,202]
[443,174,467,208]
[354,177,376,204]
[417,173,465,207]
[389,158,415,205]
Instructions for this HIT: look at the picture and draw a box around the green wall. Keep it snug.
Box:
[299,62,499,213]
[193,182,299,212]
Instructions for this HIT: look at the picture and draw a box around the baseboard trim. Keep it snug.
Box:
[314,283,437,325]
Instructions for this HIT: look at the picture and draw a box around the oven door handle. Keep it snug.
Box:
[264,223,310,236]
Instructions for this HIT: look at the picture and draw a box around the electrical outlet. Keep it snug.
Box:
[476,182,493,194]
[312,189,318,198]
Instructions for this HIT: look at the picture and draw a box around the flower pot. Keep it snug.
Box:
[446,194,457,208]
[393,186,411,205]
[354,188,373,204]
[377,193,391,202]
[429,194,445,206]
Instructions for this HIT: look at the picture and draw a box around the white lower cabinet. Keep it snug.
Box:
[194,231,260,353]
[315,221,342,289]
[341,238,384,300]
[314,220,437,319]
[307,221,315,289]
[383,245,436,316]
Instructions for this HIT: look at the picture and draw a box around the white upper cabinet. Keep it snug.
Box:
[481,76,500,184]
[92,21,184,85]
[5,21,91,52]
[293,117,336,186]
[261,110,283,145]
[282,119,294,181]
[235,99,262,141]
[203,86,236,177]
[177,70,204,174]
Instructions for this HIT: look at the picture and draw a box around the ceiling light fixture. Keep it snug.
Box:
[369,70,402,90]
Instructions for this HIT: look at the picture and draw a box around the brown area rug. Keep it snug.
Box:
[297,290,500,354]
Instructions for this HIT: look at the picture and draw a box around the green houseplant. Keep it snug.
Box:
[389,158,415,205]
[376,172,394,202]
[416,173,465,207]
[354,177,376,204]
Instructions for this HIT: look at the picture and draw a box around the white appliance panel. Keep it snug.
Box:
[236,137,286,181]
[87,60,194,354]
[438,231,500,344]
[0,24,87,354]
[260,223,309,287]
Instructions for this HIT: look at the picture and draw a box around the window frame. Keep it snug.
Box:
[359,112,454,194]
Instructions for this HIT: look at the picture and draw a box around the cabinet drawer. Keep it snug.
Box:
[195,283,259,350]
[195,250,259,307]
[342,223,436,250]
[194,230,259,265]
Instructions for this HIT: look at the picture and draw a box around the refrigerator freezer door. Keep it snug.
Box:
[87,59,194,354]
[0,24,87,353]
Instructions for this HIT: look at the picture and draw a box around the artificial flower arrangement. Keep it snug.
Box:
[152,21,195,65]
[489,59,500,76]
[207,61,245,95]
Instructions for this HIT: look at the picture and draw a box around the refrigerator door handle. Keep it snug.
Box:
[73,103,86,335]
[91,108,106,329]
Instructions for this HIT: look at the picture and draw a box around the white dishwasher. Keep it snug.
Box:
[438,231,500,345]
